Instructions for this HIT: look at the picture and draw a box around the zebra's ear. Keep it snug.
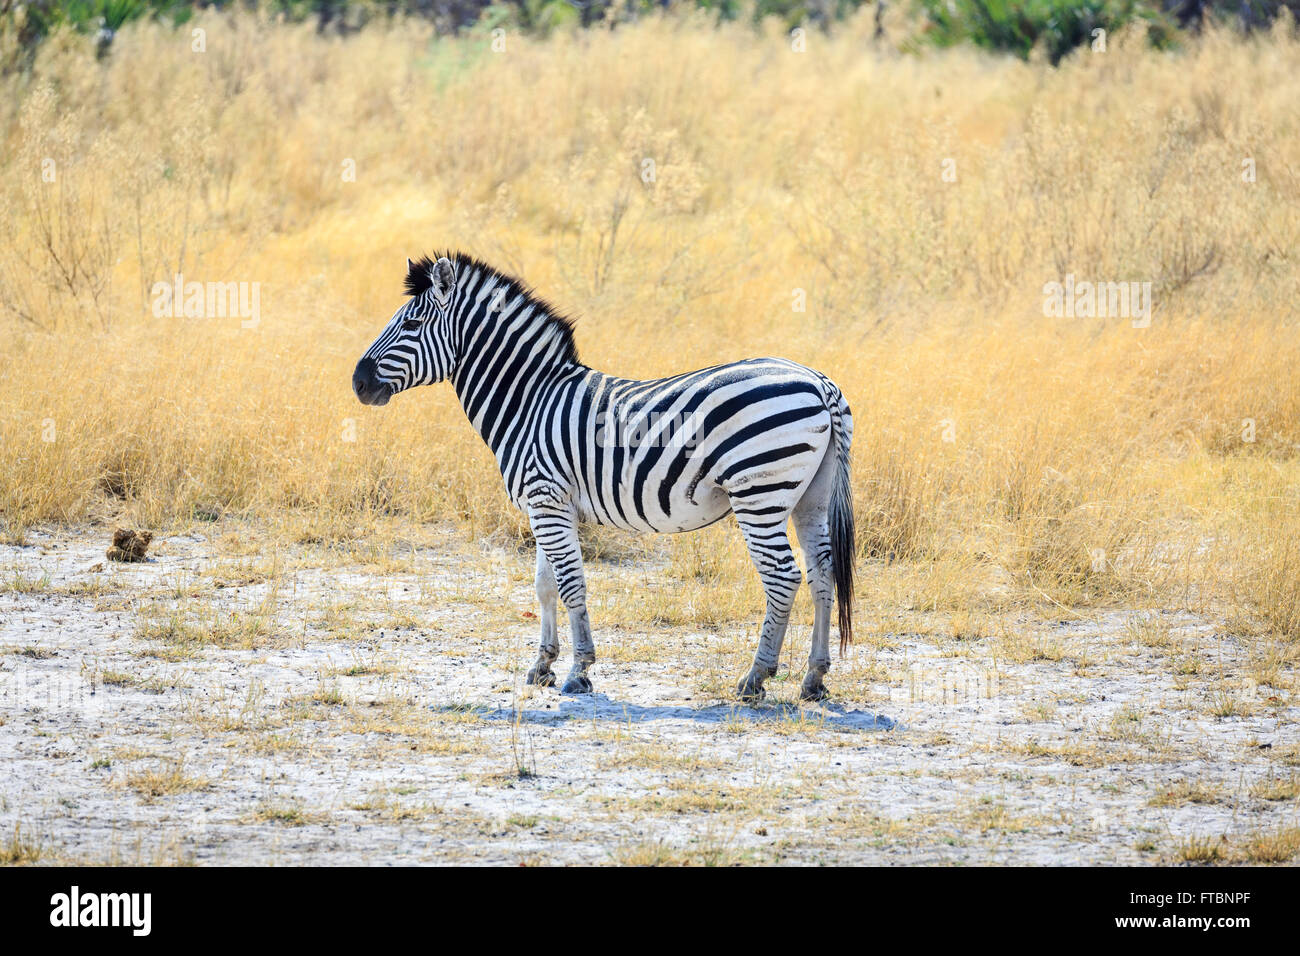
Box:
[431,257,455,300]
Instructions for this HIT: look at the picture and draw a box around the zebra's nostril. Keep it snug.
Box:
[353,357,386,403]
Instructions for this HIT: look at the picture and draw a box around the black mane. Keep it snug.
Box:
[403,254,441,298]
[404,252,580,366]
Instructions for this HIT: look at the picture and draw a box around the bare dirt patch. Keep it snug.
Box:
[1,525,1296,865]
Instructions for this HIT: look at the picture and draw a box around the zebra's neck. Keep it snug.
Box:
[449,265,584,490]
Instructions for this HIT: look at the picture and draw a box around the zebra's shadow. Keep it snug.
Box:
[477,695,897,732]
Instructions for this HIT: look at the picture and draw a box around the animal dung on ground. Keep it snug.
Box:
[107,528,153,562]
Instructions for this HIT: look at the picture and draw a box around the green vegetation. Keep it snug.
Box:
[4,0,1298,75]
[913,0,1177,64]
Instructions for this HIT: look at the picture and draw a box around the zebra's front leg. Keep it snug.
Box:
[528,506,595,695]
[526,549,559,687]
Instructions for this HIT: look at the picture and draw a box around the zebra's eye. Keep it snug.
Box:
[401,318,422,332]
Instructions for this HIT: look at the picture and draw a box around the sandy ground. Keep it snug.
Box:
[1,524,1297,865]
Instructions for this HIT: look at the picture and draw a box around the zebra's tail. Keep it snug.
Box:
[827,394,855,657]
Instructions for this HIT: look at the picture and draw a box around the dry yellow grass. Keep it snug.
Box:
[0,822,46,864]
[119,759,210,802]
[1,12,1298,636]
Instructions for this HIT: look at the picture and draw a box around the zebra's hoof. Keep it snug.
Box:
[560,674,592,695]
[736,665,774,703]
[526,667,556,687]
[800,682,830,703]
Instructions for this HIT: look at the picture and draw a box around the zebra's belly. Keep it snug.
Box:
[568,413,831,534]
[574,479,732,534]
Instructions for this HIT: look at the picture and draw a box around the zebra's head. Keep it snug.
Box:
[353,256,459,406]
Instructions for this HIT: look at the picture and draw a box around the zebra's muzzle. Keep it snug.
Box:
[352,357,392,406]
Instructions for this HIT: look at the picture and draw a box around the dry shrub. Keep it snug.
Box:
[0,13,1297,626]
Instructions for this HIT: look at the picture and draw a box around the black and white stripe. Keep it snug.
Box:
[354,253,855,701]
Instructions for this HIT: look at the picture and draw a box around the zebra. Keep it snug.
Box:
[353,253,856,702]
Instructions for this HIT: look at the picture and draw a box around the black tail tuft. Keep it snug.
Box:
[828,405,855,656]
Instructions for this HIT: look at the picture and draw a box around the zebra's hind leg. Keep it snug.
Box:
[526,549,559,687]
[733,515,802,703]
[528,504,595,695]
[792,506,834,702]
[791,439,839,702]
